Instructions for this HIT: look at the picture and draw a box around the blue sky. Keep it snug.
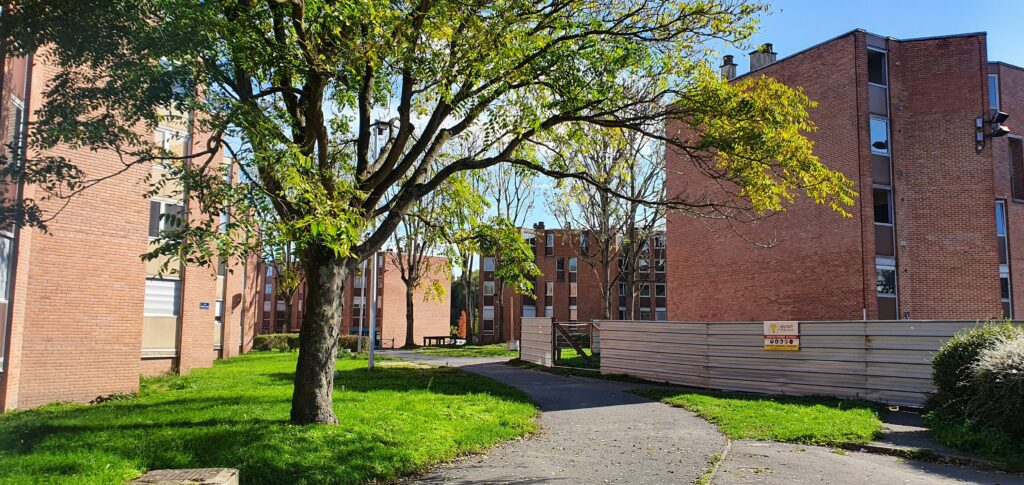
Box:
[525,0,1024,228]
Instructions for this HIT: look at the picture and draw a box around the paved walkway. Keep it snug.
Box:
[386,352,1024,484]
[385,351,724,484]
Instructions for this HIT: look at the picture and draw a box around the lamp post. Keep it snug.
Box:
[368,252,378,371]
[356,259,366,353]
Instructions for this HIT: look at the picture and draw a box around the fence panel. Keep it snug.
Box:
[520,317,553,366]
[600,319,1011,407]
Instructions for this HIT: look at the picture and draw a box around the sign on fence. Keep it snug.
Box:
[763,321,799,350]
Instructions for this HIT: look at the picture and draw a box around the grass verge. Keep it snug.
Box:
[922,409,1024,472]
[0,351,537,484]
[506,359,647,383]
[414,343,518,358]
[554,347,599,369]
[635,388,882,446]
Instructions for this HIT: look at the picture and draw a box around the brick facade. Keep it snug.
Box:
[255,253,451,348]
[480,224,667,342]
[0,52,257,412]
[667,30,1015,322]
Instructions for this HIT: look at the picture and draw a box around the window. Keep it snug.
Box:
[545,232,554,255]
[522,304,536,317]
[544,306,553,317]
[873,188,893,225]
[655,283,667,297]
[144,278,181,316]
[654,259,665,273]
[217,257,227,277]
[264,283,273,295]
[7,101,24,161]
[568,257,577,273]
[1001,276,1012,318]
[1011,139,1024,200]
[569,282,578,297]
[215,299,224,322]
[876,266,897,320]
[155,128,189,159]
[265,265,274,277]
[870,117,889,154]
[482,305,495,321]
[618,306,627,320]
[483,305,495,335]
[483,256,495,272]
[639,258,650,272]
[569,306,578,321]
[990,74,1000,111]
[580,231,589,252]
[619,282,627,297]
[639,308,652,321]
[556,257,566,281]
[149,200,185,238]
[639,283,650,297]
[545,281,554,296]
[867,49,887,86]
[0,236,11,301]
[263,300,271,313]
[997,200,1010,265]
[655,308,668,321]
[219,212,229,234]
[998,200,1012,318]
[654,235,666,248]
[483,281,495,296]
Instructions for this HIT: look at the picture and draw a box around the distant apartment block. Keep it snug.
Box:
[0,52,259,412]
[255,252,451,348]
[479,223,667,342]
[667,30,1022,322]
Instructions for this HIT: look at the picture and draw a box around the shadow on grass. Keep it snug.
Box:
[0,354,537,485]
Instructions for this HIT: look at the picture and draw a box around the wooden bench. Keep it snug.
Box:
[422,336,452,347]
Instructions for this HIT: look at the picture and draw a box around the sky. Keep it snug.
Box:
[524,0,1024,228]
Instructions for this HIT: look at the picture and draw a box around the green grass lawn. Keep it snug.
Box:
[0,352,537,484]
[635,388,882,446]
[414,343,518,358]
[554,347,599,369]
[923,409,1024,471]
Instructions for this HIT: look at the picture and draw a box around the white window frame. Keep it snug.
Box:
[546,233,554,247]
[545,281,554,296]
[483,256,495,272]
[989,74,1000,111]
[655,308,668,321]
[143,278,182,317]
[655,283,667,297]
[870,116,890,156]
[618,282,627,297]
[483,281,495,296]
[149,198,185,240]
[568,257,577,273]
[867,47,889,88]
[544,306,553,317]
[639,283,650,297]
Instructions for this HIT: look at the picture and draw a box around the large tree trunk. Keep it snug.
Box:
[404,282,416,348]
[290,244,349,425]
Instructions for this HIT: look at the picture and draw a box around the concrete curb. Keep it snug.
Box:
[836,441,1004,471]
[703,439,732,485]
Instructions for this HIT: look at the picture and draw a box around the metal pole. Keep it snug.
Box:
[368,252,378,371]
[357,259,366,353]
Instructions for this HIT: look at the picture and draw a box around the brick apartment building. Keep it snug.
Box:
[480,223,667,342]
[255,252,451,348]
[667,29,1022,322]
[0,52,259,412]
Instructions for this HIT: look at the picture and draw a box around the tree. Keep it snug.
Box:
[3,0,855,425]
[549,116,664,320]
[485,165,535,342]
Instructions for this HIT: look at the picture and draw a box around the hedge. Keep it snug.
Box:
[254,333,369,353]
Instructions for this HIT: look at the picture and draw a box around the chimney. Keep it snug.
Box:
[749,43,777,72]
[533,221,545,231]
[720,55,737,80]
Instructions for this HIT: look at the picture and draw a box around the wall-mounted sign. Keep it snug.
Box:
[764,321,799,351]
[199,302,210,310]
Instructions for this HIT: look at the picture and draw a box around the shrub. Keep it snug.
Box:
[966,334,1024,440]
[337,335,369,353]
[253,333,300,352]
[930,320,1024,413]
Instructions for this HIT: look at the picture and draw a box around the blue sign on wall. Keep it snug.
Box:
[199,302,210,310]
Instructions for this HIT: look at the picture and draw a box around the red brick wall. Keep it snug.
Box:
[379,254,451,347]
[666,31,1010,323]
[4,56,150,408]
[667,32,869,322]
[990,62,1024,317]
[1,52,255,412]
[887,35,1001,320]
